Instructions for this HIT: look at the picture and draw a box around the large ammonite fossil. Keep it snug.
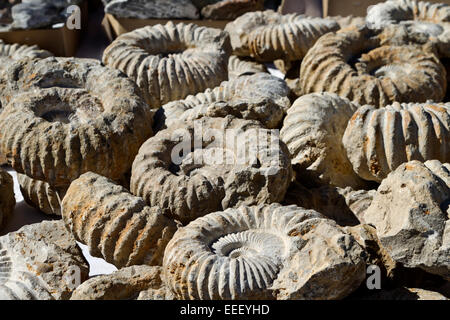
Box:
[0,168,15,230]
[131,116,293,224]
[224,10,339,62]
[343,102,450,182]
[280,93,367,189]
[62,172,177,268]
[154,73,291,130]
[299,26,447,107]
[163,203,366,300]
[227,55,267,80]
[0,57,153,188]
[102,21,231,109]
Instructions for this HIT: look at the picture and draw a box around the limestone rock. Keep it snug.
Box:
[154,73,290,130]
[343,103,450,182]
[364,160,450,280]
[11,2,60,30]
[131,116,293,224]
[62,172,177,268]
[103,22,231,109]
[105,0,199,19]
[329,15,365,30]
[0,168,15,230]
[163,203,366,300]
[339,187,376,223]
[201,0,264,20]
[227,55,267,80]
[0,221,89,300]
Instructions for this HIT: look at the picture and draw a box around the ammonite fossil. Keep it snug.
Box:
[299,27,447,107]
[131,116,293,224]
[163,203,366,300]
[224,10,339,62]
[17,174,65,216]
[154,73,291,130]
[0,57,153,188]
[227,55,267,80]
[343,102,450,182]
[0,168,15,230]
[102,22,231,109]
[62,172,177,268]
[280,93,367,188]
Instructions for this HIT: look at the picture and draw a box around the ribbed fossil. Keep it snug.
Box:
[227,55,267,79]
[62,172,177,268]
[225,10,339,62]
[131,116,293,224]
[343,102,450,182]
[280,93,367,188]
[163,203,366,300]
[0,168,15,230]
[154,73,291,130]
[102,22,231,109]
[299,27,447,107]
[0,57,153,188]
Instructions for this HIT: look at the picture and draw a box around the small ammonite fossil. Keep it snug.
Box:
[131,116,293,224]
[0,57,153,188]
[102,21,231,109]
[225,10,339,62]
[227,55,267,80]
[343,102,450,182]
[300,26,447,107]
[0,168,15,230]
[163,203,366,300]
[62,172,177,268]
[154,73,291,130]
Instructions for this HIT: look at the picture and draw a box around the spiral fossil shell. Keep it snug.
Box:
[299,27,447,107]
[131,116,293,224]
[0,168,15,230]
[154,73,291,130]
[163,203,366,300]
[225,10,339,62]
[280,93,367,188]
[102,21,231,109]
[62,172,177,268]
[343,102,450,182]
[227,55,267,80]
[0,57,153,188]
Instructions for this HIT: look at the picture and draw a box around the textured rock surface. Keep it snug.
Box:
[105,0,199,19]
[280,93,367,188]
[163,204,366,300]
[201,0,264,20]
[364,160,450,280]
[227,55,267,80]
[300,26,447,107]
[0,57,153,188]
[131,116,293,224]
[62,172,177,268]
[343,103,450,182]
[71,266,173,300]
[0,168,15,230]
[339,187,376,223]
[225,10,339,62]
[155,73,290,130]
[11,2,60,30]
[329,15,365,30]
[103,22,231,109]
[18,174,65,216]
[0,221,89,300]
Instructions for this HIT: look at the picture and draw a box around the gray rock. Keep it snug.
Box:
[11,2,61,30]
[105,0,199,19]
[201,0,264,20]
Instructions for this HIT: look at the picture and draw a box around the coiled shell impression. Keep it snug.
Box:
[0,168,15,230]
[227,55,267,80]
[163,203,366,300]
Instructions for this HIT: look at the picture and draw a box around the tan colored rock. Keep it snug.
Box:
[0,57,153,188]
[364,160,450,280]
[0,221,89,300]
[154,73,290,130]
[0,168,14,230]
[201,0,264,20]
[280,93,367,188]
[227,55,267,80]
[300,26,447,107]
[131,116,293,224]
[343,103,450,182]
[225,10,339,62]
[62,172,177,269]
[71,266,173,300]
[103,22,231,109]
[163,203,366,300]
[339,187,376,223]
[329,15,365,30]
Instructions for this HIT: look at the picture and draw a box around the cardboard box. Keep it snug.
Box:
[102,14,231,41]
[323,0,450,18]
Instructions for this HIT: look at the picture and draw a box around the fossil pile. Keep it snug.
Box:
[0,0,449,300]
